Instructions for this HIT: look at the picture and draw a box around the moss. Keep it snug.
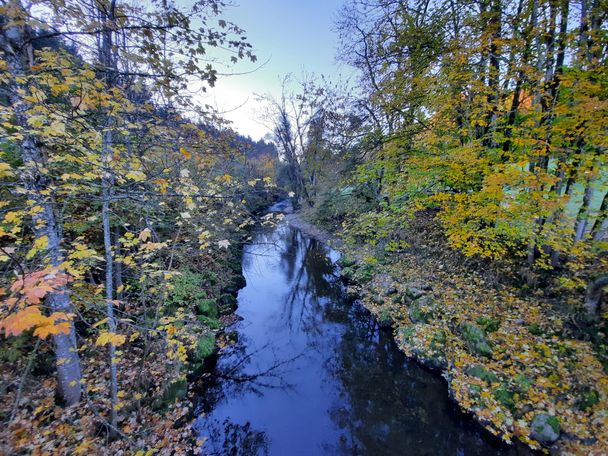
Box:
[475,316,500,333]
[167,269,207,313]
[493,385,515,410]
[201,270,219,286]
[527,323,543,336]
[546,415,560,434]
[154,379,188,411]
[354,264,375,283]
[469,384,483,397]
[197,315,221,330]
[409,296,435,324]
[466,365,498,383]
[338,254,356,268]
[195,334,216,361]
[341,266,356,281]
[531,413,561,443]
[430,329,447,352]
[460,323,493,358]
[197,299,218,318]
[378,308,394,328]
[399,326,416,343]
[513,374,533,392]
[218,293,237,312]
[577,387,600,411]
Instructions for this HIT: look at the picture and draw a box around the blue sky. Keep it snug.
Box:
[199,0,348,139]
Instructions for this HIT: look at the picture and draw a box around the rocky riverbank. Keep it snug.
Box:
[287,209,607,455]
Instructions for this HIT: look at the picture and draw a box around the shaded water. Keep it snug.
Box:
[195,224,527,455]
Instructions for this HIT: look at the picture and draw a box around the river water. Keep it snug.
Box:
[195,224,526,455]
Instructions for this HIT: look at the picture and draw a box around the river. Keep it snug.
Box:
[195,223,528,455]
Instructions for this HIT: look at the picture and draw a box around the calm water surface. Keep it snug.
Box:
[195,224,528,456]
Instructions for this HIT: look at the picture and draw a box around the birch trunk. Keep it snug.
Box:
[1,0,82,406]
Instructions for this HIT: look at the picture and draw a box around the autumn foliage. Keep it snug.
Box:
[0,269,72,339]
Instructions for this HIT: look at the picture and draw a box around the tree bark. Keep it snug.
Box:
[590,190,608,241]
[99,0,119,435]
[1,0,82,406]
[574,181,594,242]
[585,275,608,318]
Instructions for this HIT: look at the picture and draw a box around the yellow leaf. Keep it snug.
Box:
[95,331,126,347]
[125,171,146,182]
[139,228,152,242]
[180,147,192,159]
[3,211,22,223]
[26,235,48,259]
[0,162,13,178]
[92,317,109,328]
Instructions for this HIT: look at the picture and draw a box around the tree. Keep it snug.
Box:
[1,0,259,436]
[1,0,82,406]
[335,0,607,310]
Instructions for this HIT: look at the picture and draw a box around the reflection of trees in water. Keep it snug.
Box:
[323,302,520,455]
[279,228,344,340]
[198,335,301,410]
[198,224,522,456]
[201,419,269,456]
[195,336,301,456]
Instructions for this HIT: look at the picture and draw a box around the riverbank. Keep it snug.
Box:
[288,208,608,455]
[0,236,248,454]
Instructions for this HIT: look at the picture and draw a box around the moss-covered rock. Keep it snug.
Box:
[354,264,374,284]
[408,296,436,324]
[527,323,543,336]
[460,322,493,358]
[404,287,425,300]
[399,325,416,343]
[469,384,483,397]
[341,266,356,282]
[577,387,600,411]
[466,365,498,383]
[512,374,533,393]
[493,385,515,410]
[530,413,560,444]
[197,299,218,318]
[475,316,500,333]
[195,334,216,361]
[429,329,447,352]
[223,274,246,294]
[154,379,187,411]
[377,307,395,328]
[197,315,221,330]
[218,293,238,311]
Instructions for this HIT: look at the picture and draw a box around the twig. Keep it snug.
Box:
[10,339,41,422]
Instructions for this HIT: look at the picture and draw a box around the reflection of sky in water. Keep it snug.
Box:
[195,224,530,456]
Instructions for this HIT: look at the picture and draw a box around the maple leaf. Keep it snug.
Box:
[95,331,126,347]
[138,228,152,242]
[33,321,70,339]
[0,306,46,336]
[217,239,231,249]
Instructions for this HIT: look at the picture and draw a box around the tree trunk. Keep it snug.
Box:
[585,275,608,318]
[485,0,501,141]
[102,130,119,435]
[574,182,594,242]
[590,190,608,240]
[99,0,119,435]
[1,0,82,406]
[114,225,123,300]
[502,0,538,155]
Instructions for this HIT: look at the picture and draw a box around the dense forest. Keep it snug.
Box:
[1,0,607,454]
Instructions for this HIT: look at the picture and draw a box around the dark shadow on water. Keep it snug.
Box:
[194,225,532,456]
